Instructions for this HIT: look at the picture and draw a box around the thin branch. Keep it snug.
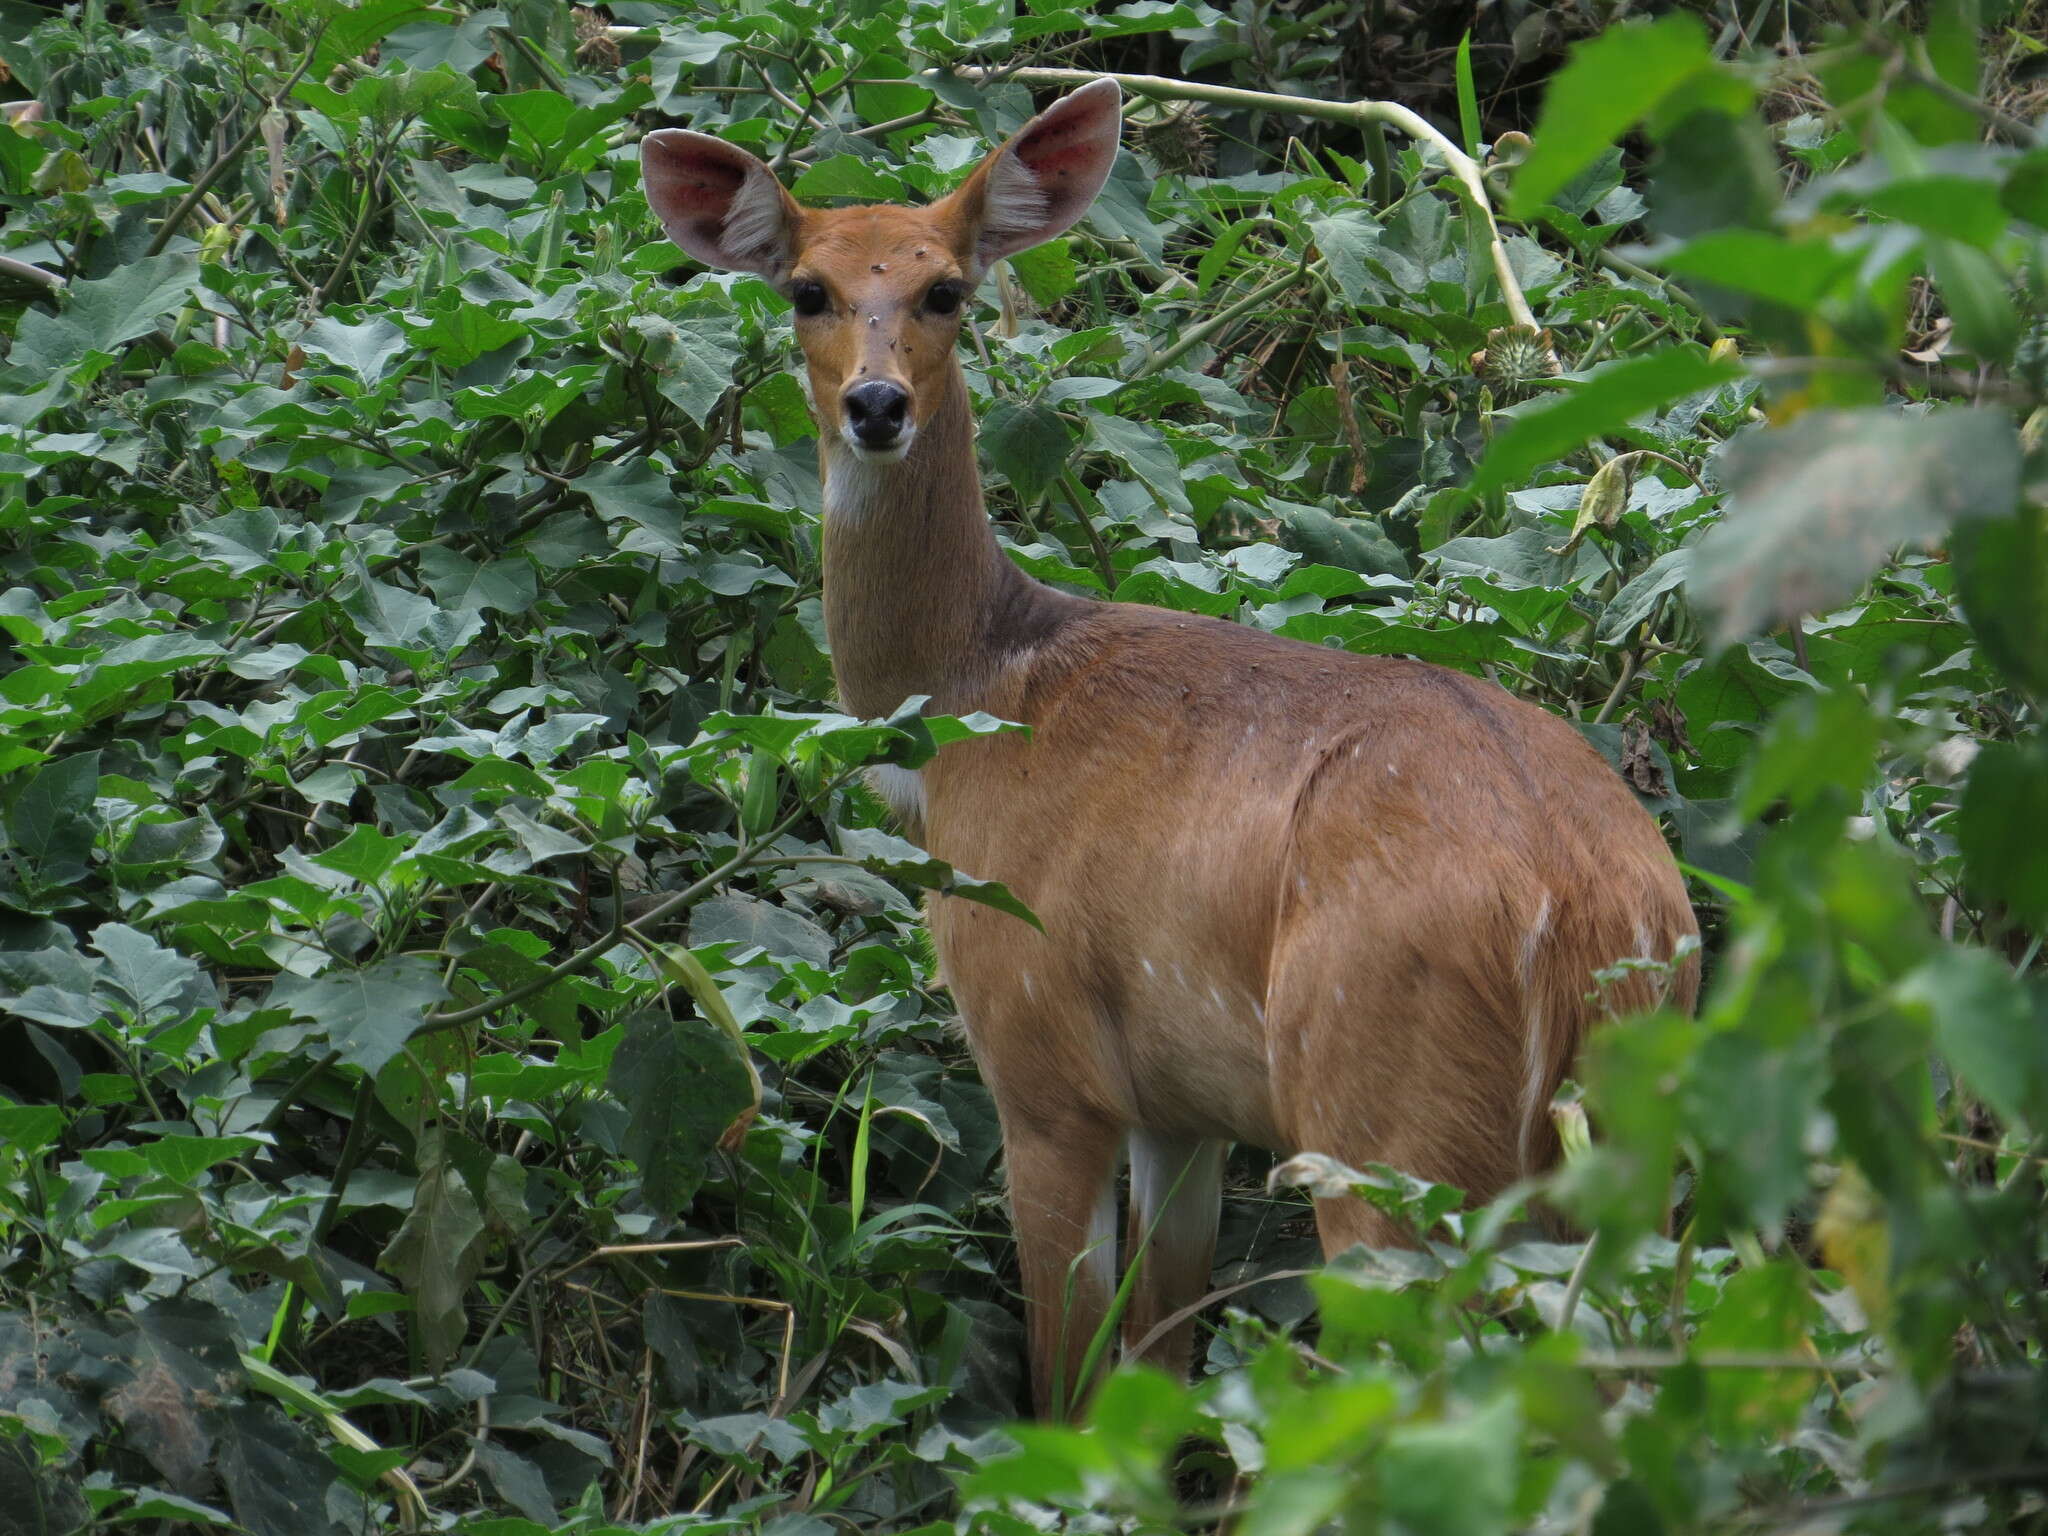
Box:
[1134,263,1304,379]
[147,28,326,258]
[415,799,815,1032]
[0,254,62,293]
[935,64,1538,331]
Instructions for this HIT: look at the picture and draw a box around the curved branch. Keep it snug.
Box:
[935,64,1537,331]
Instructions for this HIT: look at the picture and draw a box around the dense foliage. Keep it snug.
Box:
[0,1,2044,1532]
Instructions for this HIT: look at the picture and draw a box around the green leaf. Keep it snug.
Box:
[983,400,1072,505]
[690,893,835,968]
[1860,174,2012,248]
[270,956,447,1077]
[1655,230,1857,311]
[1694,1262,1820,1443]
[1924,235,2019,364]
[416,547,538,615]
[9,253,201,372]
[1901,948,2048,1132]
[1376,1395,1521,1536]
[608,1009,755,1218]
[1007,238,1077,305]
[1951,504,2048,699]
[297,314,410,384]
[1455,31,1481,160]
[1689,408,2020,643]
[1510,15,1719,218]
[1088,413,1190,517]
[1467,349,1741,500]
[85,1133,263,1186]
[92,921,203,1018]
[6,749,100,883]
[340,566,485,658]
[1958,738,2048,928]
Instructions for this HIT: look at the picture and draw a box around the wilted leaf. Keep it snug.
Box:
[377,1127,488,1369]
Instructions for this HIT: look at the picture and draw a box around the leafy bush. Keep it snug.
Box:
[0,1,2042,1533]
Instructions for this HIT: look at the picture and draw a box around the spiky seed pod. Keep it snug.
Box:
[574,7,621,69]
[1475,325,1561,397]
[1138,103,1212,176]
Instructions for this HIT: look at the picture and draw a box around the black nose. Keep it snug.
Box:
[843,380,909,448]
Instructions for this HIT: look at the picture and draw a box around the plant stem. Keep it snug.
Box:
[935,64,1538,331]
[147,29,326,259]
[415,799,815,1032]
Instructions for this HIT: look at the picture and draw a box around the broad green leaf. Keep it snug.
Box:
[1510,15,1718,218]
[416,547,538,615]
[1901,947,2048,1132]
[1655,230,1857,311]
[1690,408,2020,642]
[6,749,100,883]
[1375,1395,1520,1536]
[1951,504,2048,698]
[1694,1262,1819,1443]
[298,314,409,385]
[270,956,447,1076]
[983,400,1071,505]
[84,1133,264,1186]
[689,892,835,969]
[340,568,485,658]
[1467,350,1742,499]
[1087,413,1190,517]
[1958,738,2048,927]
[9,254,201,372]
[92,922,203,1018]
[1923,235,2019,363]
[608,1009,755,1218]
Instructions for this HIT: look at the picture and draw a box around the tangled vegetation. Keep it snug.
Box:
[0,1,2043,1532]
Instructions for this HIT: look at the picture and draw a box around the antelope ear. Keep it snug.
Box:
[641,130,803,277]
[943,78,1122,274]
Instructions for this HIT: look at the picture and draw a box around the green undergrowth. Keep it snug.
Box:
[0,0,2044,1532]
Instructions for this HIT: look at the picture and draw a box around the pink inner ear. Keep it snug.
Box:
[647,144,746,220]
[1014,127,1102,183]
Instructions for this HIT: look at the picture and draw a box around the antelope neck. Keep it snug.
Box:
[820,364,1081,721]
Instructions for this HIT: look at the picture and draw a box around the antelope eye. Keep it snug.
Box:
[924,282,963,316]
[791,279,829,317]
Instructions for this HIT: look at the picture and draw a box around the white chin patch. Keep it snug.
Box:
[838,425,914,463]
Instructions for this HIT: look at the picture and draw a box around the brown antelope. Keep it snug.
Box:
[642,80,1699,1416]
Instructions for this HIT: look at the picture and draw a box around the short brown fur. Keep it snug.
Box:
[642,81,1699,1418]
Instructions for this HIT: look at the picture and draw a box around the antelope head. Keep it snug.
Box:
[640,79,1124,464]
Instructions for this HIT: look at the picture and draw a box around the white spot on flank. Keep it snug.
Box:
[1386,763,1398,776]
[1520,1002,1548,1178]
[1022,970,1036,999]
[1633,919,1653,959]
[1333,985,1346,1005]
[1141,957,1156,977]
[1208,985,1225,1011]
[1520,892,1553,989]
